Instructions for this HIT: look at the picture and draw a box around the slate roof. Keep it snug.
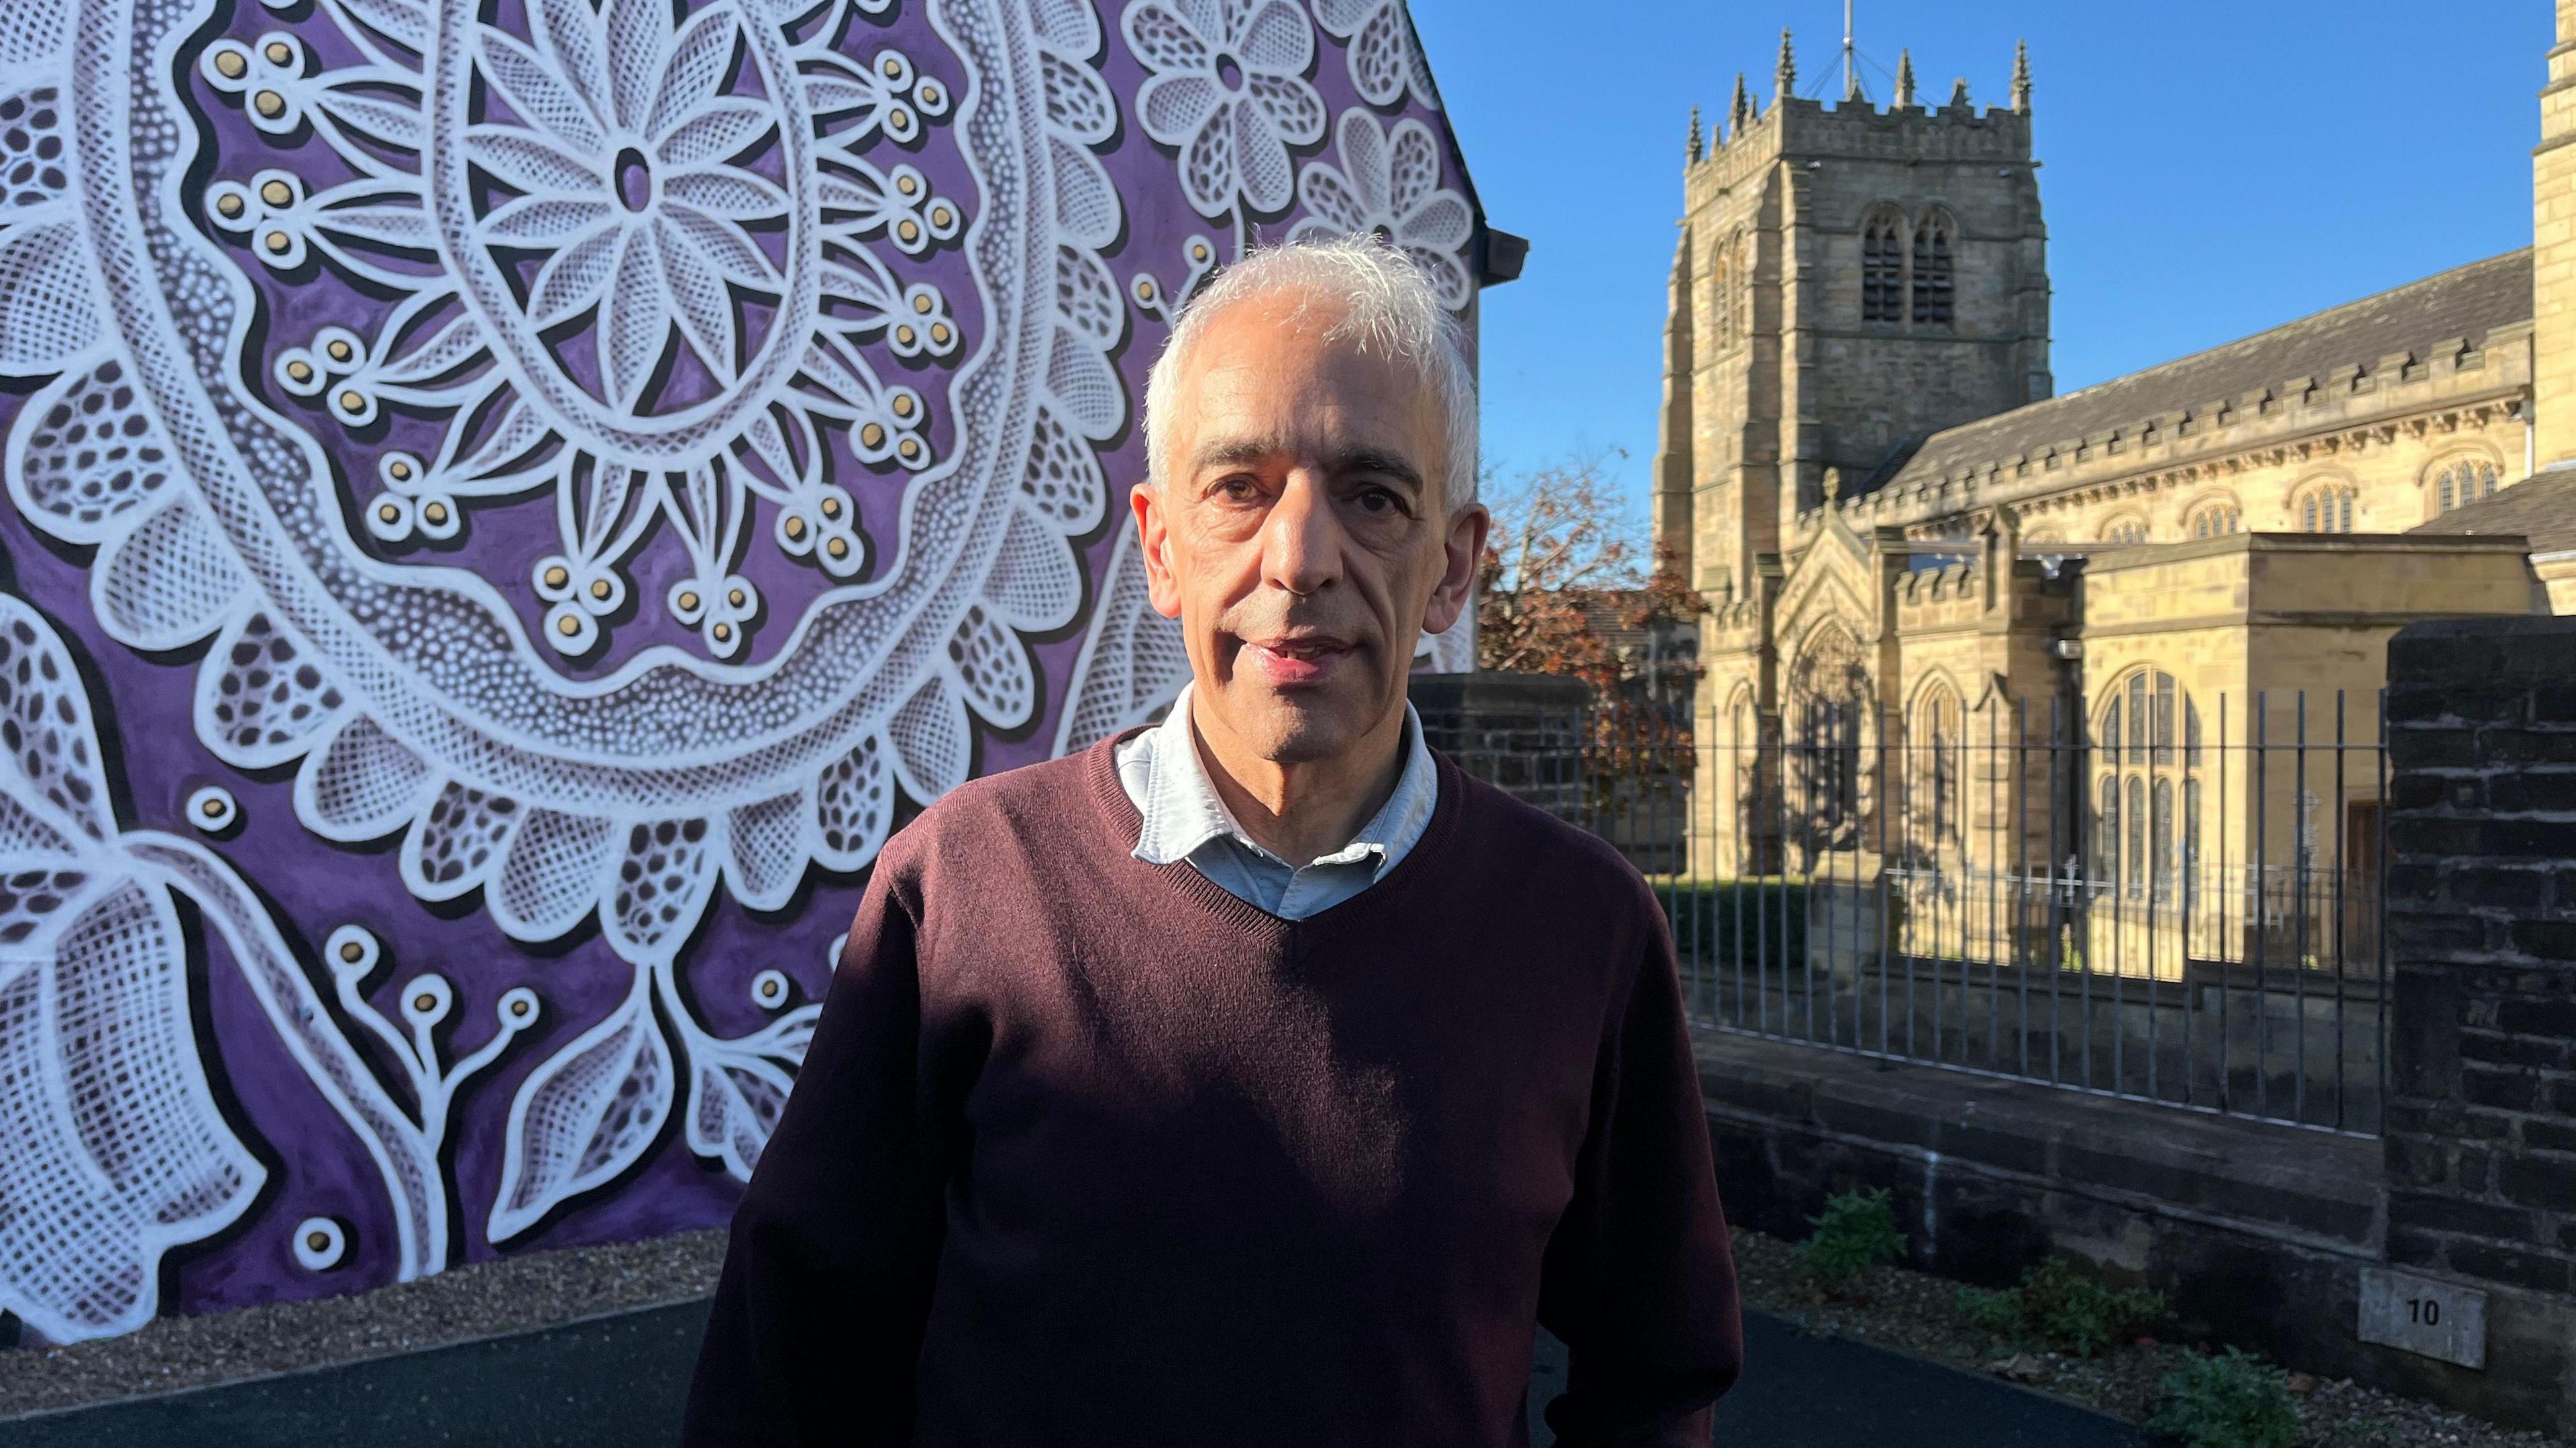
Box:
[2409,463,2576,553]
[1874,249,2534,492]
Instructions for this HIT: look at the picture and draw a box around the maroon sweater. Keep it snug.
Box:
[683,737,1740,1446]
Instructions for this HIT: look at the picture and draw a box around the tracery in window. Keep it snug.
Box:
[1862,207,1906,324]
[1911,211,1954,328]
[2100,516,2150,545]
[2296,482,2357,533]
[2096,669,2198,909]
[2186,500,2241,539]
[2433,457,2499,514]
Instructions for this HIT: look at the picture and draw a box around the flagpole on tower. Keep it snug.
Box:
[1841,0,1860,101]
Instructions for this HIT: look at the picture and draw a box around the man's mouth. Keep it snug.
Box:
[1237,634,1355,687]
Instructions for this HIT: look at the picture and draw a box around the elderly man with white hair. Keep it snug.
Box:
[684,236,1741,1447]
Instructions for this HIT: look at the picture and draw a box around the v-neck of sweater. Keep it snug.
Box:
[1085,727,1469,941]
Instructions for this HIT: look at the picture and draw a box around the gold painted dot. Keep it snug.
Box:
[825,537,849,559]
[859,423,885,448]
[899,438,920,460]
[918,84,941,106]
[542,565,569,589]
[510,998,531,1017]
[896,174,918,196]
[422,502,448,524]
[1135,278,1156,300]
[264,230,291,254]
[201,796,226,818]
[929,323,951,346]
[307,1231,330,1251]
[759,981,780,999]
[727,588,747,608]
[929,206,953,227]
[890,111,912,134]
[894,325,916,347]
[388,459,413,481]
[556,613,581,636]
[413,993,435,1012]
[327,340,352,363]
[377,502,400,522]
[215,50,248,78]
[712,622,733,643]
[891,394,914,418]
[882,56,903,77]
[819,496,841,518]
[337,389,364,412]
[264,40,292,64]
[339,940,364,962]
[1191,242,1210,262]
[261,178,293,207]
[784,515,807,539]
[589,578,611,600]
[286,359,313,382]
[216,192,245,217]
[253,89,285,117]
[677,590,700,612]
[911,292,934,314]
[896,220,920,243]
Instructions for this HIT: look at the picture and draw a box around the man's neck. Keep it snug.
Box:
[1188,693,1407,869]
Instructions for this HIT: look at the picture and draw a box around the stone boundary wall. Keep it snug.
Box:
[1408,672,1589,822]
[2382,614,2576,1431]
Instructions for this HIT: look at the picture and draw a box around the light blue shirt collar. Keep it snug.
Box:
[1115,682,1440,918]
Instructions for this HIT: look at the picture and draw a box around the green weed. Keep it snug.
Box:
[1952,1258,2168,1358]
[2143,1348,2298,1448]
[1796,1187,1907,1294]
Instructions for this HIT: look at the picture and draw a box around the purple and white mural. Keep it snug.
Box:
[0,0,1491,1341]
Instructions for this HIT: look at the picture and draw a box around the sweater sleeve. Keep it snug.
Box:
[1536,885,1743,1447]
[682,860,950,1447]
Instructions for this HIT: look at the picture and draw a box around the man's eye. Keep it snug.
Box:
[1356,487,1407,515]
[1216,476,1260,502]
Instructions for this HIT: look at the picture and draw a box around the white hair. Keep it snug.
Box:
[1142,233,1479,512]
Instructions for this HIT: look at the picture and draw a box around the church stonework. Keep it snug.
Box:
[1658,18,2569,889]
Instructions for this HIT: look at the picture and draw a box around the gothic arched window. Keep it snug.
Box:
[2095,669,2199,911]
[2186,500,2241,539]
[1862,208,1905,324]
[1911,211,1955,328]
[2100,515,2150,545]
[1911,682,1964,854]
[2433,457,2499,514]
[2296,482,2357,533]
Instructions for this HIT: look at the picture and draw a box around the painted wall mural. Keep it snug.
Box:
[0,0,1487,1341]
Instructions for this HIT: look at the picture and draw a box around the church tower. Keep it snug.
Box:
[1651,34,2053,604]
[2533,0,2576,467]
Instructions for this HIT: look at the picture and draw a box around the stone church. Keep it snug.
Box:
[1652,17,2575,952]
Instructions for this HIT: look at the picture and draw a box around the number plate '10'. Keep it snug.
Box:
[2357,1267,2487,1370]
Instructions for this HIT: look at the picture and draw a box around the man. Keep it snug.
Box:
[684,236,1740,1447]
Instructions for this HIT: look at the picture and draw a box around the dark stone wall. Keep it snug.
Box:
[2379,615,2576,1429]
[1408,671,1589,822]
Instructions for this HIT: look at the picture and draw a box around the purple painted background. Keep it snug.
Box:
[0,0,1485,1332]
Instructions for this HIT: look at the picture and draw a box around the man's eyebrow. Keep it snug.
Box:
[1186,439,1427,496]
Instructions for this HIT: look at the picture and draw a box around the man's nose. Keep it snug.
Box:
[1259,472,1344,598]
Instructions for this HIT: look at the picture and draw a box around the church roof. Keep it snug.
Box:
[1876,249,2534,492]
[2410,462,2576,554]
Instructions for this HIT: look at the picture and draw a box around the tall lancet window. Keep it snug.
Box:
[1911,211,1954,327]
[1862,208,1905,323]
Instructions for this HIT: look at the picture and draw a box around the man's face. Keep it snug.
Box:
[1134,293,1486,765]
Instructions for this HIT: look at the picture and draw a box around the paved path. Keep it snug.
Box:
[0,1304,2140,1447]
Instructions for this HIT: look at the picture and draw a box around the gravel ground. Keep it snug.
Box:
[3,1222,2562,1447]
[1729,1227,2565,1448]
[0,1231,727,1420]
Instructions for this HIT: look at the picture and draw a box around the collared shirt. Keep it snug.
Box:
[1115,682,1440,920]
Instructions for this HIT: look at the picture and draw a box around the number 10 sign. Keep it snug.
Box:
[2358,1267,2488,1370]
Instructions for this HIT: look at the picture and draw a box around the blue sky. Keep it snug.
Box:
[1409,0,2553,508]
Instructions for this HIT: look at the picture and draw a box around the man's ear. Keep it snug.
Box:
[1134,482,1184,620]
[1422,501,1489,635]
